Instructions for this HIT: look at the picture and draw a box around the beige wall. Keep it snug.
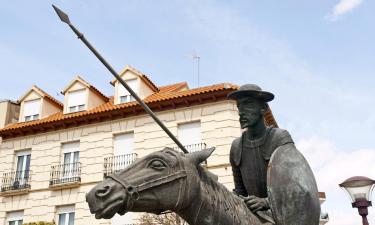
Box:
[87,90,106,111]
[0,100,239,224]
[41,99,62,119]
[0,101,20,129]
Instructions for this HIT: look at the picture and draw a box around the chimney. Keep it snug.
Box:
[0,100,20,129]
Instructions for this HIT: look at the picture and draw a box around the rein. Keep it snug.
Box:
[107,166,187,211]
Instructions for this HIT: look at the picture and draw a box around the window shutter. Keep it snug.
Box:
[23,99,41,117]
[6,211,24,222]
[118,79,138,97]
[178,122,201,145]
[114,133,134,156]
[67,89,86,107]
[62,142,80,154]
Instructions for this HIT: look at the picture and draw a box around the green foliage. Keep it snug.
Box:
[137,213,186,225]
[23,221,55,225]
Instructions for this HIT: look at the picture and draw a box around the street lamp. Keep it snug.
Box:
[340,176,375,225]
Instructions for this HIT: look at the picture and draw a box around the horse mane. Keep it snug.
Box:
[195,165,259,224]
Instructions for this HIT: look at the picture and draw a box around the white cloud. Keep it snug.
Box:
[296,137,375,225]
[326,0,363,21]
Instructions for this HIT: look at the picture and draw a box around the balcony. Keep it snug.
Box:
[50,162,81,189]
[1,170,31,195]
[174,143,207,153]
[104,153,137,177]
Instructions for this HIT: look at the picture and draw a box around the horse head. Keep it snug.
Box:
[86,147,215,219]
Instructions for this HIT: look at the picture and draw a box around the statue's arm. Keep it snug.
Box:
[230,139,248,196]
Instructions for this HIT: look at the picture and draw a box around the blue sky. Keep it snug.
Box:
[1,1,374,224]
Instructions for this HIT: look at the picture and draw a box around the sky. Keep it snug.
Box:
[0,1,374,224]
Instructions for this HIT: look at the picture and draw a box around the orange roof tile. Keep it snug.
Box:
[159,82,188,93]
[0,82,279,139]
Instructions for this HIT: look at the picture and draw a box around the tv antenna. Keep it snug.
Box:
[192,53,200,87]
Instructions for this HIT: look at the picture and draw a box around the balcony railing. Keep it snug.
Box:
[104,153,137,177]
[174,143,207,153]
[1,170,31,192]
[50,162,81,186]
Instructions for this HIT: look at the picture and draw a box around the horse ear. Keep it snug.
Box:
[186,147,215,165]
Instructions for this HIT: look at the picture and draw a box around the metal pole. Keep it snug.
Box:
[52,5,188,153]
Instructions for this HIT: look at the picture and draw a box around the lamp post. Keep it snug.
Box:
[339,176,375,225]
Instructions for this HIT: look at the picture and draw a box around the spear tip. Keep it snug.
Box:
[52,4,70,24]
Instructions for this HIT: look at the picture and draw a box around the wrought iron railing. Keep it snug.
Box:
[104,153,138,177]
[50,162,81,186]
[174,143,207,153]
[1,170,31,192]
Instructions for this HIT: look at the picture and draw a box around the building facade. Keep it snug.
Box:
[0,66,327,225]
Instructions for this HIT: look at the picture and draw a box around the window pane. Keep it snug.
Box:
[64,152,71,165]
[16,156,24,172]
[68,212,75,225]
[59,213,66,225]
[78,105,85,111]
[9,221,15,225]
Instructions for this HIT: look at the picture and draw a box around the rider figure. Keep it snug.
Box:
[228,84,294,224]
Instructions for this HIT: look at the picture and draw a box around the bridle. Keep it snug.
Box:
[107,156,188,212]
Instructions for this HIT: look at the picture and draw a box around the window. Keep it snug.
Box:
[62,142,80,179]
[23,99,40,121]
[6,211,23,225]
[112,133,134,171]
[67,89,86,113]
[15,150,31,186]
[56,205,75,225]
[177,121,202,152]
[118,79,137,103]
[114,133,134,156]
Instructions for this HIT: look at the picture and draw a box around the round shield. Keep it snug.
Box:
[267,144,320,225]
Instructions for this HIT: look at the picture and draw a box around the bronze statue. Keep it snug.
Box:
[86,147,277,225]
[53,5,321,225]
[228,84,320,225]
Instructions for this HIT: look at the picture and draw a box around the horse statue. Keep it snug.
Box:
[86,147,267,225]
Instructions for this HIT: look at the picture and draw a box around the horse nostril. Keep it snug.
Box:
[95,185,111,198]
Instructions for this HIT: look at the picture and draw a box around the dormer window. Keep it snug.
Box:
[67,89,86,113]
[23,99,41,122]
[118,79,137,103]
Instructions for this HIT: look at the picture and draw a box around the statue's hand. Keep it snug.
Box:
[244,196,270,212]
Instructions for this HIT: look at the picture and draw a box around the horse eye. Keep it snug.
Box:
[149,160,166,170]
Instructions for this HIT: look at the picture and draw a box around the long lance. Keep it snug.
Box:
[52,5,189,154]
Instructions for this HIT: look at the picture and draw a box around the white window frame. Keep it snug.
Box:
[15,150,31,186]
[23,99,41,122]
[118,79,137,104]
[56,205,75,225]
[6,211,24,225]
[61,142,80,179]
[67,89,86,113]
